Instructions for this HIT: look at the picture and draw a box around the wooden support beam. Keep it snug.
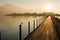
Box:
[19,24,22,40]
[28,22,30,35]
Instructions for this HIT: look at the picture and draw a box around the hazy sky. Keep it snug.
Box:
[0,0,60,13]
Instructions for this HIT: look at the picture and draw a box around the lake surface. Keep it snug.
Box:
[0,15,46,40]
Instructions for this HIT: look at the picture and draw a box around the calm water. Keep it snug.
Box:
[0,15,46,40]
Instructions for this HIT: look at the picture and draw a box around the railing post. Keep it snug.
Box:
[38,19,39,26]
[33,20,35,30]
[28,22,30,35]
[36,19,38,27]
[19,24,22,40]
[39,18,41,25]
[38,19,40,26]
[0,32,1,40]
[36,20,38,27]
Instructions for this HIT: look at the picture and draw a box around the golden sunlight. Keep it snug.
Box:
[45,3,53,12]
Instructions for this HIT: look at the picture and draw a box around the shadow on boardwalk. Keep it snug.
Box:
[51,16,60,40]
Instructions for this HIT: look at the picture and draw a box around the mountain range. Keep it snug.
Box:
[0,4,35,15]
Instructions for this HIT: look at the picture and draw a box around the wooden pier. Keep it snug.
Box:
[24,16,60,40]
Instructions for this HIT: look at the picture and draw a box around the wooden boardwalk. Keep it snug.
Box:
[24,16,59,40]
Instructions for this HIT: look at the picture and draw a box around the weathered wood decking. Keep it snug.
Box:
[24,16,60,40]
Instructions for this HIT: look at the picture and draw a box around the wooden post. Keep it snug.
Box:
[19,24,22,40]
[38,19,39,26]
[28,22,30,35]
[36,19,38,27]
[0,32,1,40]
[36,20,37,27]
[39,19,41,25]
[33,20,35,30]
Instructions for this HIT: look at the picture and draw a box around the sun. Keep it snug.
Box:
[46,5,52,10]
[45,4,53,11]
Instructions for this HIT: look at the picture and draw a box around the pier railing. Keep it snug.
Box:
[19,16,47,40]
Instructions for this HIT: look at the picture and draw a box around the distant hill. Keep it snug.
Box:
[6,12,60,16]
[0,4,34,15]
